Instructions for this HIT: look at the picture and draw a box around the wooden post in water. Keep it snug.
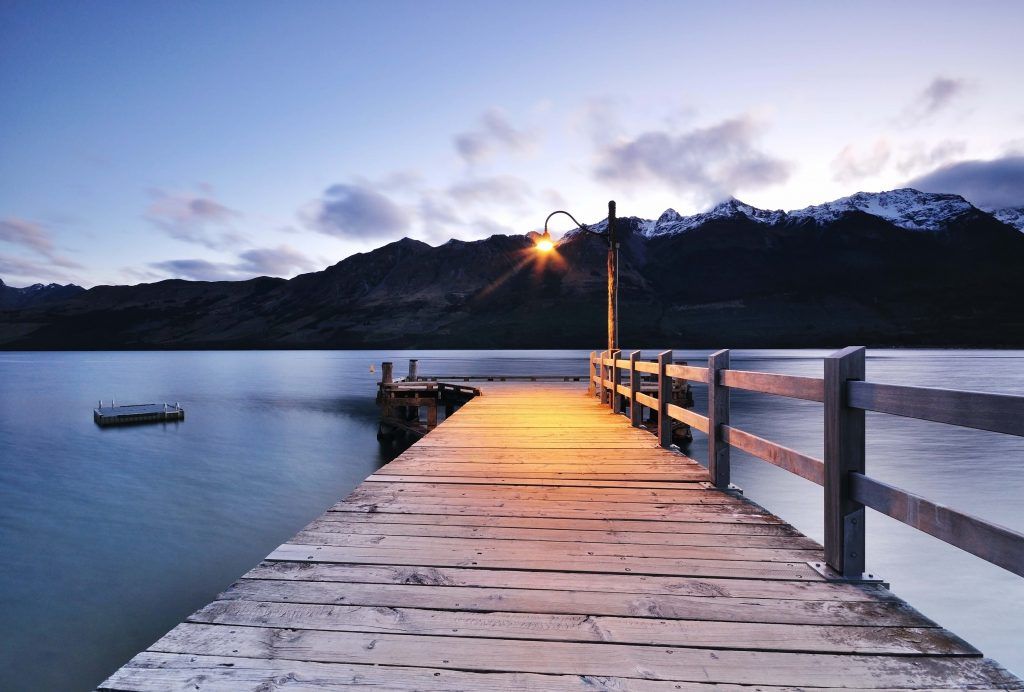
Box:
[408,359,418,382]
[629,351,641,426]
[657,350,673,447]
[825,346,867,578]
[707,349,731,489]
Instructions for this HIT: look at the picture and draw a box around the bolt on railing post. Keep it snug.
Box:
[657,350,673,447]
[588,351,596,397]
[629,351,641,426]
[824,346,867,578]
[610,349,621,412]
[707,349,731,489]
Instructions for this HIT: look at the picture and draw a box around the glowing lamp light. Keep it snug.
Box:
[535,231,555,253]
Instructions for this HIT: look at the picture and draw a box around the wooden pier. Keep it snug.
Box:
[94,402,184,427]
[100,351,1024,690]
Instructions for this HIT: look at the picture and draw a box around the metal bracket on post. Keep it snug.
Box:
[807,561,887,586]
[700,481,743,495]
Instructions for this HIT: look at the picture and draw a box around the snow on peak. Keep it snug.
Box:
[641,198,785,237]
[992,207,1024,232]
[789,188,975,231]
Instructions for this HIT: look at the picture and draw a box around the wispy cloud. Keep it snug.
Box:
[895,140,967,176]
[146,186,244,249]
[447,175,531,207]
[831,139,892,183]
[454,109,538,164]
[150,243,317,282]
[593,114,792,204]
[0,217,82,270]
[309,183,411,239]
[905,155,1024,210]
[899,76,970,126]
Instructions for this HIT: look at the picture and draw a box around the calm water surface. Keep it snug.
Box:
[0,349,1022,688]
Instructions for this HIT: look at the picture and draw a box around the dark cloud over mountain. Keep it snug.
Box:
[906,155,1024,210]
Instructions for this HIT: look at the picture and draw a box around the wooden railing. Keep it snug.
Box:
[588,347,1024,581]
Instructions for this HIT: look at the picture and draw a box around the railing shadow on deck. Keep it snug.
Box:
[589,347,1024,582]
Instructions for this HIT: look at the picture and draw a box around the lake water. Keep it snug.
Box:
[0,349,1022,688]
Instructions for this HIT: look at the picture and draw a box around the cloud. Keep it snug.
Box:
[150,259,238,282]
[310,183,411,239]
[151,244,317,282]
[900,77,969,125]
[0,253,78,284]
[454,109,537,164]
[236,245,317,275]
[905,155,1024,210]
[447,175,531,207]
[831,140,891,183]
[0,217,82,269]
[895,140,967,176]
[146,188,243,249]
[593,115,792,202]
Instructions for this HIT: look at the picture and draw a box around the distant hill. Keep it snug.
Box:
[0,279,85,310]
[2,188,1023,349]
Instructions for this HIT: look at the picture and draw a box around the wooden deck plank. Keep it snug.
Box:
[99,381,1022,690]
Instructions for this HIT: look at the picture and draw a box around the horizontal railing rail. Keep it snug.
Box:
[587,347,1024,581]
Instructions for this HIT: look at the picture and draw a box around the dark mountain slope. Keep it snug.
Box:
[2,189,1023,349]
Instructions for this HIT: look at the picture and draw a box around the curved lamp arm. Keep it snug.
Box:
[542,210,610,245]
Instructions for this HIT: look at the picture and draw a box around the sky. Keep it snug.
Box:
[1,0,1023,287]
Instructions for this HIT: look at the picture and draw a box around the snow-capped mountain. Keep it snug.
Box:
[640,199,786,238]
[992,207,1024,232]
[565,189,1007,241]
[0,279,84,310]
[789,189,977,231]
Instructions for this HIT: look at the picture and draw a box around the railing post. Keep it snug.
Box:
[599,350,608,405]
[381,362,393,384]
[408,358,418,382]
[628,351,641,426]
[610,349,621,412]
[824,346,867,578]
[707,349,731,489]
[657,350,673,447]
[588,351,596,397]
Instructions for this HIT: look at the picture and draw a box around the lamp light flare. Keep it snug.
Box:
[535,230,555,253]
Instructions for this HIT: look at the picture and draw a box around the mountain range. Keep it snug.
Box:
[2,188,1023,349]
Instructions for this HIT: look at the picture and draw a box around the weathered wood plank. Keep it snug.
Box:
[300,518,823,548]
[219,579,929,627]
[851,472,1024,578]
[721,369,825,402]
[148,624,1021,688]
[848,380,1024,436]
[269,542,822,580]
[242,560,895,602]
[721,424,825,486]
[190,600,972,655]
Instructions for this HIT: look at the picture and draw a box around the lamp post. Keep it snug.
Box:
[535,200,618,354]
